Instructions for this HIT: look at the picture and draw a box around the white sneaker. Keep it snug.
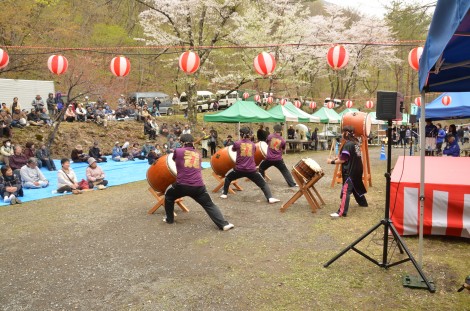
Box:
[4,196,10,203]
[220,194,228,199]
[330,212,340,218]
[223,223,234,231]
[268,198,280,204]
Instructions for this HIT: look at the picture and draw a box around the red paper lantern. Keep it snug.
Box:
[345,100,353,108]
[243,92,250,99]
[47,54,68,75]
[408,47,423,71]
[294,100,302,108]
[365,100,374,109]
[442,95,452,106]
[110,56,131,77]
[280,98,287,106]
[253,52,276,76]
[0,48,9,69]
[327,101,335,109]
[267,96,274,104]
[254,94,261,102]
[179,51,200,74]
[309,101,317,109]
[327,45,349,70]
[414,97,421,107]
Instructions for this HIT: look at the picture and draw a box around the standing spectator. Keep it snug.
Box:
[46,93,56,116]
[86,157,108,189]
[265,127,270,139]
[209,127,218,156]
[310,128,319,151]
[71,145,89,163]
[64,105,76,122]
[1,165,22,204]
[153,97,161,117]
[436,123,446,155]
[88,142,107,163]
[457,126,465,144]
[257,124,267,142]
[76,103,87,122]
[9,146,29,171]
[405,126,411,146]
[56,158,81,193]
[172,94,179,105]
[10,97,21,113]
[398,126,406,148]
[56,93,64,113]
[24,142,41,168]
[31,95,45,112]
[0,139,13,165]
[20,158,49,189]
[447,124,458,141]
[35,143,57,171]
[425,120,438,156]
[287,125,295,149]
[200,127,210,158]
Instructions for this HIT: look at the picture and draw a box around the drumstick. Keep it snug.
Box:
[328,138,336,159]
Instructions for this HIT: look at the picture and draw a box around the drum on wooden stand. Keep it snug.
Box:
[146,154,177,193]
[341,111,372,137]
[254,141,268,166]
[210,145,236,177]
[293,158,323,180]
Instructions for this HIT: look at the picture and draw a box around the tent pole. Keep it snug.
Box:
[238,122,240,140]
[418,91,426,266]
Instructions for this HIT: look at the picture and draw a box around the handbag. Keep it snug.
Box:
[78,179,89,190]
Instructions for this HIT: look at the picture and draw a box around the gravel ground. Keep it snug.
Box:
[1,147,469,310]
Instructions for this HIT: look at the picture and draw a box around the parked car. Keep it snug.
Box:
[128,92,175,115]
[216,90,240,109]
[179,91,216,112]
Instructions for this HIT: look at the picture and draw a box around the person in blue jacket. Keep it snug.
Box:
[443,135,460,157]
[436,123,446,155]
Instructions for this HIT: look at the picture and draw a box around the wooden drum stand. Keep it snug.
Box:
[280,159,325,213]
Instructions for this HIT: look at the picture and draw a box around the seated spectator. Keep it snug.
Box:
[160,122,169,137]
[57,158,82,193]
[112,142,128,162]
[64,104,76,122]
[11,108,27,128]
[182,124,191,135]
[166,129,177,142]
[38,108,52,126]
[155,144,163,157]
[95,108,108,127]
[20,158,49,189]
[24,142,42,168]
[141,141,153,158]
[86,107,96,122]
[27,109,44,126]
[86,157,108,189]
[35,143,57,171]
[0,110,12,138]
[223,135,234,147]
[115,108,126,120]
[75,103,87,122]
[443,135,460,157]
[9,146,28,171]
[144,116,156,140]
[1,165,22,204]
[10,97,21,113]
[71,144,89,163]
[130,143,146,160]
[147,147,158,165]
[88,142,107,162]
[0,139,13,165]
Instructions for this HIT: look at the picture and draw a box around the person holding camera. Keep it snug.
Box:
[163,134,234,231]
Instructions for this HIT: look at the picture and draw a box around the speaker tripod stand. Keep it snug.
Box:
[323,120,435,293]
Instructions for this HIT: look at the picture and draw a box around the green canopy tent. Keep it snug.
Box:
[283,102,321,123]
[267,104,300,122]
[311,107,341,124]
[338,108,359,117]
[203,100,284,123]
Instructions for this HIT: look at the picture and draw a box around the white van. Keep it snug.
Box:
[179,90,216,112]
[216,90,240,108]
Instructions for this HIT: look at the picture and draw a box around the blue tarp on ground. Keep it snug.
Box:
[419,0,470,92]
[417,92,470,120]
[0,156,211,206]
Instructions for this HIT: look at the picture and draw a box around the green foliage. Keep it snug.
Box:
[91,24,137,47]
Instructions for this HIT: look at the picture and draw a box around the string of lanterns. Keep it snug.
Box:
[0,44,451,107]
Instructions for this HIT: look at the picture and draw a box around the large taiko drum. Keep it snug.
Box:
[211,145,236,177]
[342,111,372,137]
[293,158,323,180]
[146,154,177,193]
[254,141,268,166]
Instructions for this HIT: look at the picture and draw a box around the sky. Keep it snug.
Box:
[326,0,435,18]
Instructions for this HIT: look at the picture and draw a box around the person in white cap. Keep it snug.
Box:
[86,157,108,189]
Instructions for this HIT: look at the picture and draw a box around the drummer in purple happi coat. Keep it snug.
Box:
[220,127,280,204]
[259,124,297,187]
[164,134,234,231]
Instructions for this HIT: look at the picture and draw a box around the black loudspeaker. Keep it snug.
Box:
[376,91,403,121]
[409,115,417,124]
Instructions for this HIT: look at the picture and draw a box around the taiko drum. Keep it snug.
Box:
[146,154,177,193]
[341,111,372,137]
[211,146,236,177]
[254,141,268,166]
